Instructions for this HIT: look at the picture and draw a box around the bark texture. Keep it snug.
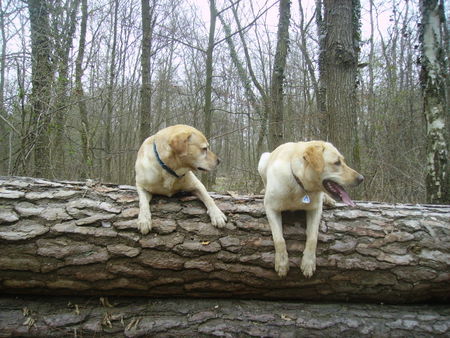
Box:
[75,0,90,179]
[27,0,53,177]
[321,0,361,169]
[139,0,154,144]
[0,176,449,303]
[0,296,449,337]
[420,0,449,204]
[268,0,291,149]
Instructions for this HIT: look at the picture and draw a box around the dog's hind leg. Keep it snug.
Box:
[137,184,153,235]
[266,206,289,277]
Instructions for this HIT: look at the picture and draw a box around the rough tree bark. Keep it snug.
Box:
[0,296,449,337]
[139,0,155,144]
[318,0,361,169]
[201,0,218,190]
[104,0,119,183]
[203,0,217,143]
[75,0,91,180]
[315,0,328,139]
[52,0,80,177]
[420,0,449,204]
[268,0,291,150]
[0,176,449,303]
[27,0,53,178]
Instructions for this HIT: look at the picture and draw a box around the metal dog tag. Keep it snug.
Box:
[302,195,311,204]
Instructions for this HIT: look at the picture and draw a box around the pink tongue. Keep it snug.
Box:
[338,187,355,207]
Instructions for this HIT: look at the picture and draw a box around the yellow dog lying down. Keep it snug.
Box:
[135,125,227,235]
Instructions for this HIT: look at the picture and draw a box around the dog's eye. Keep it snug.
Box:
[334,159,341,166]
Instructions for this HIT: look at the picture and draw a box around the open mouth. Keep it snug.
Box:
[323,179,355,207]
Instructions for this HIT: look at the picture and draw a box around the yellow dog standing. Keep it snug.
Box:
[258,141,364,278]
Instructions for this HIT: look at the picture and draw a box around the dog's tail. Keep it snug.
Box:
[257,152,271,185]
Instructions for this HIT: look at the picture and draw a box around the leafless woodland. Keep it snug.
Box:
[0,0,448,203]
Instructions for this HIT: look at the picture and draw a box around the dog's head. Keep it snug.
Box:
[303,141,364,206]
[169,127,220,172]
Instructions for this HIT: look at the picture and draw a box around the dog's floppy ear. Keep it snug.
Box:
[303,144,324,172]
[169,132,192,156]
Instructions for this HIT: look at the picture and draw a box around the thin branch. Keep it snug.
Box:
[0,114,20,135]
[214,0,279,47]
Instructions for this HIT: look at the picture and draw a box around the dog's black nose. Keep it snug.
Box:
[357,174,364,184]
[217,158,221,165]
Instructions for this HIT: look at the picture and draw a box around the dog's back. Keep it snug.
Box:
[257,152,271,186]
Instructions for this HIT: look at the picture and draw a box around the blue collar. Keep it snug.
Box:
[153,142,183,178]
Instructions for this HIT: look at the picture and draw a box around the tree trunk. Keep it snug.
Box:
[420,0,449,204]
[75,0,91,180]
[27,0,53,178]
[202,0,218,190]
[104,0,119,183]
[0,296,449,337]
[0,3,8,175]
[52,0,80,178]
[315,0,328,140]
[203,0,216,142]
[321,0,361,170]
[139,0,154,144]
[268,0,291,150]
[0,176,449,303]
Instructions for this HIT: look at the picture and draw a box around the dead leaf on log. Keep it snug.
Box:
[100,297,114,308]
[126,317,141,331]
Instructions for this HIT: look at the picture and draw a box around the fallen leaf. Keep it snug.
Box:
[227,191,239,198]
[100,297,114,308]
[281,314,293,321]
[102,312,112,328]
[126,317,141,331]
[23,317,35,328]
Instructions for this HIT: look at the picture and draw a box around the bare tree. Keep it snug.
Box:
[268,0,291,150]
[315,0,328,138]
[139,0,156,144]
[0,0,8,174]
[420,0,449,203]
[203,0,217,142]
[52,0,80,177]
[317,0,361,169]
[75,0,90,179]
[105,0,119,182]
[27,0,53,177]
[228,2,270,155]
[201,0,218,189]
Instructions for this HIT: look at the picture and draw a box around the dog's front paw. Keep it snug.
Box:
[137,215,152,235]
[275,251,289,277]
[323,193,336,207]
[209,208,227,228]
[301,254,316,278]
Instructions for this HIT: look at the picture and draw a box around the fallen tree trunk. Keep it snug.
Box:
[0,176,449,303]
[1,296,449,337]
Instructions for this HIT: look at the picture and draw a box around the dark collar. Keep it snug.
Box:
[292,169,312,203]
[153,142,184,178]
[291,167,307,192]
